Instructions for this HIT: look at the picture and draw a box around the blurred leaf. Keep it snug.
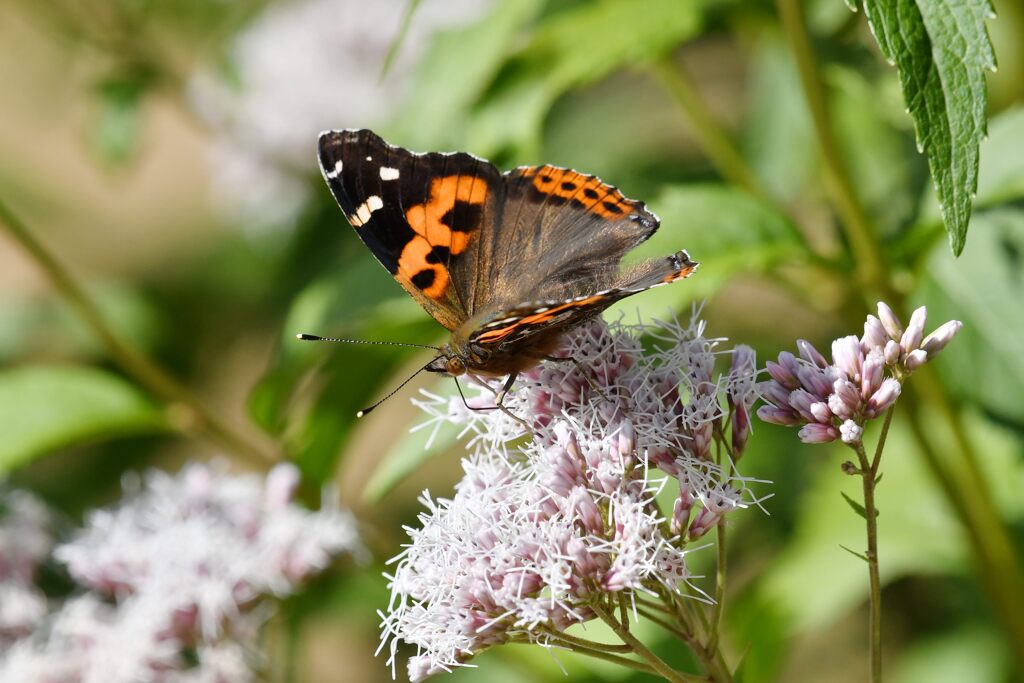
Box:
[362,392,461,503]
[468,0,705,158]
[0,365,166,475]
[606,184,806,320]
[857,0,996,255]
[380,0,423,79]
[828,65,916,237]
[916,207,1024,425]
[392,0,546,149]
[892,624,1009,683]
[253,257,441,482]
[743,34,816,204]
[91,71,154,163]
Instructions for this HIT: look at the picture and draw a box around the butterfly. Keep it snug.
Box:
[315,129,697,414]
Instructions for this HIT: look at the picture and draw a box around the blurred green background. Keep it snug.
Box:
[1,0,1023,681]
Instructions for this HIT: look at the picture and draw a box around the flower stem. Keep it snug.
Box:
[663,592,735,683]
[706,519,727,655]
[0,197,278,467]
[592,602,691,683]
[524,635,660,676]
[853,417,888,683]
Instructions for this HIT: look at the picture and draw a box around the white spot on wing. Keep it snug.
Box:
[326,159,343,178]
[379,166,400,181]
[349,195,384,227]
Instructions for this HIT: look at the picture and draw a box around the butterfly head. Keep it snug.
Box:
[425,345,469,376]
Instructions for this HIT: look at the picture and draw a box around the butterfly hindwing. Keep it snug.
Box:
[470,250,699,349]
[318,129,502,330]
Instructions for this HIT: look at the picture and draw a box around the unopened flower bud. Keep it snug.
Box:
[877,302,903,340]
[796,339,829,368]
[810,401,832,423]
[732,403,750,455]
[867,378,901,416]
[884,339,901,366]
[839,420,863,444]
[766,360,799,389]
[832,335,863,381]
[921,320,962,356]
[901,306,927,355]
[757,405,802,426]
[830,379,861,419]
[798,423,839,444]
[788,389,818,422]
[904,348,928,371]
[862,315,888,351]
[860,349,884,399]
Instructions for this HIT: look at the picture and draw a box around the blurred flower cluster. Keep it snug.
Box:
[190,0,492,230]
[758,302,962,445]
[0,461,361,682]
[0,490,53,650]
[380,315,765,681]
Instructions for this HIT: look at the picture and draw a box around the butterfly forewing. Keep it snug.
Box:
[318,129,502,330]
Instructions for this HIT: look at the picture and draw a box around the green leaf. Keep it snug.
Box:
[0,365,166,475]
[916,207,1024,425]
[606,184,807,320]
[362,395,462,503]
[467,0,704,158]
[840,491,869,519]
[892,624,1010,683]
[858,0,996,255]
[838,544,869,562]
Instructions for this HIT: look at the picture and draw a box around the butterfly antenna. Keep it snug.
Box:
[296,333,441,352]
[355,359,439,418]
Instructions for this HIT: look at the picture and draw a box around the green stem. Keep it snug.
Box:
[853,424,887,683]
[519,635,661,676]
[706,520,727,654]
[651,59,766,200]
[543,629,634,654]
[903,388,1024,672]
[774,0,893,302]
[592,602,690,683]
[664,592,735,683]
[0,197,277,467]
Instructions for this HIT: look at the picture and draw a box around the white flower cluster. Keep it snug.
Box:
[0,461,361,683]
[0,490,52,649]
[381,315,764,681]
[190,0,492,230]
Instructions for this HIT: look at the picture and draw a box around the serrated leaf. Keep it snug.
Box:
[859,0,996,255]
[841,491,869,519]
[0,365,167,475]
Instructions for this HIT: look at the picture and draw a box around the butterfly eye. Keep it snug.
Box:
[446,356,467,376]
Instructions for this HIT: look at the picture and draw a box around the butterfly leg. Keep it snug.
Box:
[544,356,610,403]
[453,375,533,435]
[493,373,533,433]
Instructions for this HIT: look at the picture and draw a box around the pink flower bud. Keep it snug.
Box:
[904,348,928,371]
[766,360,799,389]
[877,302,903,340]
[796,339,829,368]
[861,349,884,399]
[831,378,861,416]
[828,392,855,420]
[732,403,750,454]
[901,306,927,355]
[831,335,863,381]
[840,420,863,444]
[921,320,962,356]
[757,405,802,426]
[884,339,901,366]
[670,497,690,536]
[797,366,833,399]
[798,423,839,444]
[862,315,888,351]
[788,389,818,422]
[867,378,901,416]
[760,380,793,408]
[810,401,832,423]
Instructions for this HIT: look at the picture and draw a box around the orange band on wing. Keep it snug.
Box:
[520,166,633,219]
[474,296,605,343]
[405,175,487,256]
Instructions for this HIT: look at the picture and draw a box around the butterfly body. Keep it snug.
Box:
[318,129,698,381]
